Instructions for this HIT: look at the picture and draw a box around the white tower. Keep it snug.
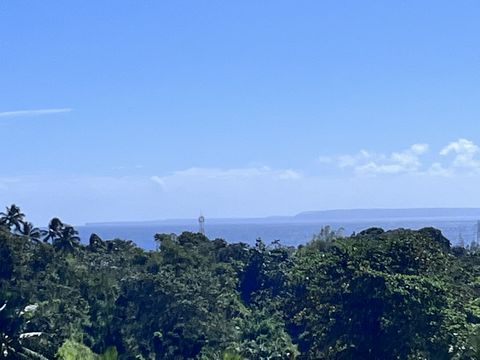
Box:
[198,215,205,235]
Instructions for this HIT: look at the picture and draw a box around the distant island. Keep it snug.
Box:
[85,207,480,226]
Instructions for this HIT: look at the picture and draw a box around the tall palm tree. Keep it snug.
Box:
[43,217,64,243]
[0,204,25,232]
[53,225,81,252]
[20,222,47,242]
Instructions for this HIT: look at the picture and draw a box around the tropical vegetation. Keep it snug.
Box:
[1,204,480,359]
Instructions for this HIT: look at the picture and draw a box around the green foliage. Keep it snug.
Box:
[57,340,98,360]
[0,204,25,232]
[285,227,475,359]
[3,205,480,359]
[221,350,244,360]
[235,308,299,359]
[99,347,118,360]
[57,340,118,360]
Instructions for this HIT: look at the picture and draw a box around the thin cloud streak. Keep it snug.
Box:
[150,166,303,192]
[0,108,72,118]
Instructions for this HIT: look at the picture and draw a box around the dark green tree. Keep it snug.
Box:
[43,217,64,243]
[53,226,80,252]
[0,205,25,233]
[20,222,46,242]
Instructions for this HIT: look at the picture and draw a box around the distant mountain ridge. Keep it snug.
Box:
[85,208,480,227]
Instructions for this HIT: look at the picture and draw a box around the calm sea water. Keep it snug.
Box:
[77,219,480,250]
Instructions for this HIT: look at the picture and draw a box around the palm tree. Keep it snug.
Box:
[43,217,64,243]
[0,204,25,232]
[53,225,81,252]
[20,222,47,242]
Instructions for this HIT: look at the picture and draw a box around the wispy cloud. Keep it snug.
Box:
[319,143,429,175]
[440,138,480,170]
[319,139,480,177]
[356,143,429,175]
[151,166,302,191]
[169,166,302,180]
[150,176,167,190]
[0,108,72,118]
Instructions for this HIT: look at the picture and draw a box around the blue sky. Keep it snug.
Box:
[2,1,480,224]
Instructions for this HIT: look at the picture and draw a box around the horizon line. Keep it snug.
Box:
[82,206,480,226]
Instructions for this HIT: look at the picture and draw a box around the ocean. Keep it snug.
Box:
[77,218,480,250]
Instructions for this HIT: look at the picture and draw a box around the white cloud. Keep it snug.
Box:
[0,167,304,224]
[0,108,72,118]
[410,143,429,154]
[318,139,480,176]
[356,162,412,175]
[428,162,452,177]
[338,150,379,169]
[6,155,480,225]
[320,143,429,175]
[3,139,480,225]
[5,169,480,226]
[150,176,167,190]
[440,138,480,170]
[277,169,302,180]
[151,166,302,190]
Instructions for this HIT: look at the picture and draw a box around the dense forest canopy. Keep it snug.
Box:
[2,205,480,359]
